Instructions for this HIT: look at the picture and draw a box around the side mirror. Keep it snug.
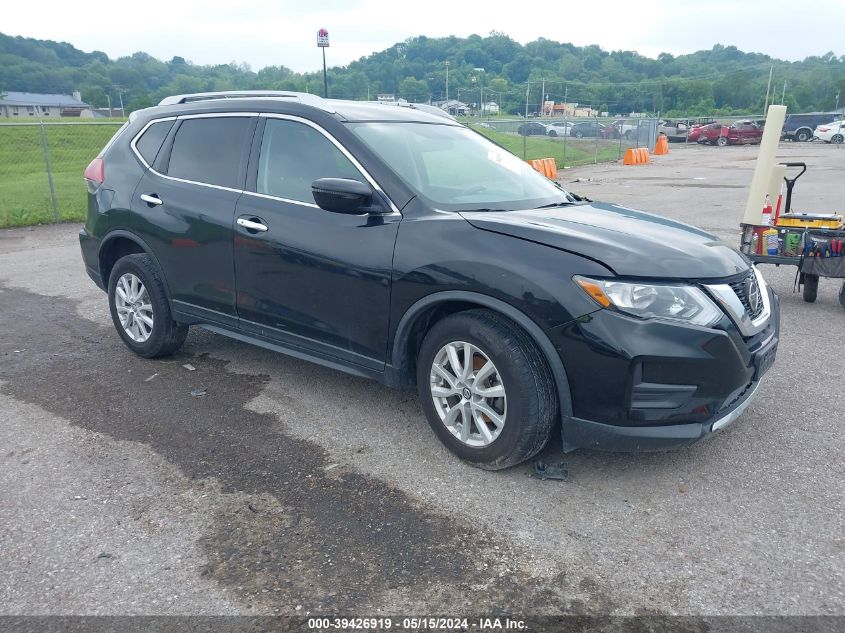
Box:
[311,178,376,214]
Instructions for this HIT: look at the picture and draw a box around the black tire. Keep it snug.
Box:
[574,131,584,138]
[832,134,843,144]
[716,136,728,146]
[624,130,633,140]
[802,274,819,303]
[795,128,812,142]
[108,253,188,358]
[416,309,558,470]
[839,282,845,309]
[548,130,557,137]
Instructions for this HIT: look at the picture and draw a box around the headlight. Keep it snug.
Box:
[574,276,722,327]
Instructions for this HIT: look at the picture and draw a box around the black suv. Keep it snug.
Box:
[80,91,779,469]
[782,112,839,142]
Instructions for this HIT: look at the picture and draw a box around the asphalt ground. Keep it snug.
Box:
[1,142,843,618]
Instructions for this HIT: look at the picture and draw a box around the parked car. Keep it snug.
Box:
[80,90,779,470]
[698,121,763,146]
[517,121,548,136]
[813,119,845,143]
[569,121,608,138]
[782,112,840,142]
[612,120,638,139]
[546,121,574,137]
[685,119,718,143]
[658,119,690,142]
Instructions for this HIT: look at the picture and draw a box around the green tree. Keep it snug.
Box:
[399,76,429,102]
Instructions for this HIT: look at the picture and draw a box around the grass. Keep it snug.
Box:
[0,122,123,228]
[469,124,623,168]
[0,118,622,229]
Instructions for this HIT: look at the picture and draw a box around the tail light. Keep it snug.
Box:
[84,157,104,185]
[818,127,829,132]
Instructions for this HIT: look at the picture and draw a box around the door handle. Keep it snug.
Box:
[140,193,162,207]
[236,217,269,232]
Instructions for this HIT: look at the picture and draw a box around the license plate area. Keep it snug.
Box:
[753,341,778,380]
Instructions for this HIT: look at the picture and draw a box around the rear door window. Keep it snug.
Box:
[167,117,253,189]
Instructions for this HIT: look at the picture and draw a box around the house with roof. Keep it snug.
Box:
[0,91,93,118]
[433,99,469,116]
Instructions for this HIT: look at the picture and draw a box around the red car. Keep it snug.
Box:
[697,120,764,146]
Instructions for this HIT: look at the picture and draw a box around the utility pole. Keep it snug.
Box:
[781,81,786,105]
[764,65,773,113]
[118,90,125,118]
[524,81,530,159]
[106,94,112,118]
[541,78,545,115]
[837,91,841,114]
[525,80,530,118]
[445,61,449,107]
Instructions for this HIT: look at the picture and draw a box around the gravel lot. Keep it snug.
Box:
[1,142,843,617]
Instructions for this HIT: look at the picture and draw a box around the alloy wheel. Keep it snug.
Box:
[429,341,507,447]
[115,273,154,342]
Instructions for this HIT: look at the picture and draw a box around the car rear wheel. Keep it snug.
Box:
[573,131,584,138]
[795,129,812,142]
[716,136,728,146]
[108,254,188,358]
[548,130,557,137]
[416,309,558,470]
[832,134,844,144]
[802,274,819,303]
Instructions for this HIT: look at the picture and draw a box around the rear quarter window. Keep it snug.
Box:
[135,120,175,166]
[166,117,253,189]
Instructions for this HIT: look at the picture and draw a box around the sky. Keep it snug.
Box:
[5,0,844,72]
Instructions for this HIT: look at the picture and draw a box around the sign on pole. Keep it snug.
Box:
[317,28,330,47]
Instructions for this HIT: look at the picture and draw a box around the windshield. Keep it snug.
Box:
[348,122,573,211]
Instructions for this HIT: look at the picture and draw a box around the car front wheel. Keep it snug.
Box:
[108,254,188,358]
[416,310,558,470]
[831,134,844,144]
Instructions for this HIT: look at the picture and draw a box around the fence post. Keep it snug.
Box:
[38,121,60,223]
[562,115,567,168]
[593,116,599,164]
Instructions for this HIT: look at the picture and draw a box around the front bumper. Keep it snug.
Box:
[561,376,764,452]
[556,286,780,452]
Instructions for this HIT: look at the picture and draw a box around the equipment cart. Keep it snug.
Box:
[739,162,845,308]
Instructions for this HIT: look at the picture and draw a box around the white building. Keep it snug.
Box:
[0,91,93,118]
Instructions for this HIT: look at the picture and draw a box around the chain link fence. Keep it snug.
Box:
[463,112,797,166]
[0,121,124,228]
[467,115,661,169]
[0,114,792,229]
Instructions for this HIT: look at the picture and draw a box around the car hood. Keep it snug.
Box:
[460,202,750,278]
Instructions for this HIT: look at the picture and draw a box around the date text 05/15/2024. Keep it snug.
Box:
[307,617,527,630]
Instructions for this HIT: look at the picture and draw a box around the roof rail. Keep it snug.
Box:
[158,91,334,112]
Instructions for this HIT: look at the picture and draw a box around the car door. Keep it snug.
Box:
[132,114,256,326]
[233,115,401,370]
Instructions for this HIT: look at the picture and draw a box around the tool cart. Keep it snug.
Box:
[739,162,845,308]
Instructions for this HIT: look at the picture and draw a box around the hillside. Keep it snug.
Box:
[1,31,843,115]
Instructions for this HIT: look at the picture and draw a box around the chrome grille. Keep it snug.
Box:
[729,271,764,320]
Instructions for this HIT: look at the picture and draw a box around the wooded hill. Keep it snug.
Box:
[2,31,843,116]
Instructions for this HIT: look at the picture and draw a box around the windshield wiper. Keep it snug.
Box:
[536,201,577,208]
